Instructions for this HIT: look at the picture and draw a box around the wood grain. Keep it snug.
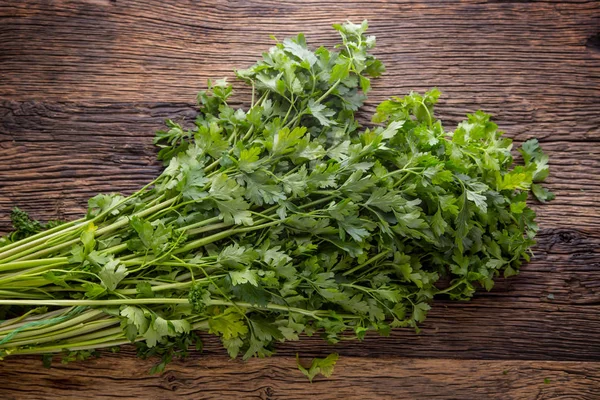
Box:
[1,350,599,400]
[0,0,599,103]
[0,0,599,398]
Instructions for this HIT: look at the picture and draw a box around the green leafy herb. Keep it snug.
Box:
[297,353,339,382]
[0,21,553,377]
[4,208,65,242]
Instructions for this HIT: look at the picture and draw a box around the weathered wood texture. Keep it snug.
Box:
[1,350,600,400]
[0,0,599,398]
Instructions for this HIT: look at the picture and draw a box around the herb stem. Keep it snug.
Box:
[342,251,390,276]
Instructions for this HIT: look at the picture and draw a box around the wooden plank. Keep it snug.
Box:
[0,0,599,396]
[1,0,600,363]
[0,0,599,104]
[0,351,598,400]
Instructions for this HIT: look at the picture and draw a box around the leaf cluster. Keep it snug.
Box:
[0,21,553,376]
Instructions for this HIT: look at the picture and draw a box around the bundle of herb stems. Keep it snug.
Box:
[0,21,553,370]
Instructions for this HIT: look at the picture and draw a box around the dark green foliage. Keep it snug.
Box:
[5,208,65,242]
[0,21,553,376]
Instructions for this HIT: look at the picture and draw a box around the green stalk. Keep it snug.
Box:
[0,278,54,288]
[9,334,128,354]
[342,251,390,277]
[0,258,69,272]
[187,221,232,236]
[0,263,70,286]
[0,309,104,338]
[4,238,80,264]
[207,299,322,319]
[0,319,119,348]
[10,320,211,355]
[0,232,79,264]
[0,299,189,307]
[0,298,321,320]
[61,326,123,343]
[0,218,84,258]
[114,280,195,295]
[2,197,177,264]
[0,308,68,331]
[95,196,176,237]
[175,216,221,233]
[173,220,280,255]
[437,279,466,294]
[300,195,336,209]
[101,243,129,256]
[29,286,86,293]
[203,159,221,174]
[0,290,47,299]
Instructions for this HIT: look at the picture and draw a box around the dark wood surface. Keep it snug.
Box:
[0,1,599,398]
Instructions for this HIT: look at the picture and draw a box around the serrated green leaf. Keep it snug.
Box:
[98,259,128,291]
[229,268,259,286]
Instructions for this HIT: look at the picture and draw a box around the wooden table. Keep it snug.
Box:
[0,1,599,399]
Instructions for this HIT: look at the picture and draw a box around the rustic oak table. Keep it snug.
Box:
[0,1,599,399]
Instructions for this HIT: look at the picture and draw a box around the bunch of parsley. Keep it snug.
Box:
[0,21,553,371]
